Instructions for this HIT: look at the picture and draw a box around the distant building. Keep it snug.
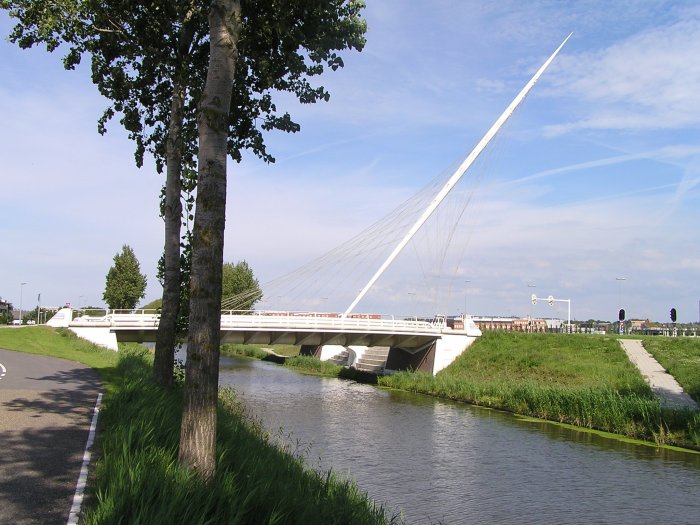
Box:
[472,316,549,332]
[0,297,12,322]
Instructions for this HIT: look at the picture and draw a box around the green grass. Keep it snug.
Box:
[268,344,301,357]
[221,343,300,359]
[86,348,397,525]
[379,332,700,448]
[284,355,344,376]
[0,326,121,384]
[221,343,270,360]
[641,337,700,402]
[0,327,396,524]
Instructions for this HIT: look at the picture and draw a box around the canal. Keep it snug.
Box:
[218,355,700,524]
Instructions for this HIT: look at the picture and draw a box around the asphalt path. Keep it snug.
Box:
[0,348,101,525]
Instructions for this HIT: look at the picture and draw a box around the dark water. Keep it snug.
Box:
[217,356,700,524]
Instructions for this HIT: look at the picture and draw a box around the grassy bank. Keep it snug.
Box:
[221,343,300,359]
[379,332,700,448]
[284,355,345,376]
[0,327,397,525]
[86,348,396,524]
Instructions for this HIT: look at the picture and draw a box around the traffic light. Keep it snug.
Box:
[618,308,625,321]
[670,308,677,322]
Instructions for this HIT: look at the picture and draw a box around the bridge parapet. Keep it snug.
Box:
[71,309,160,328]
[220,311,441,334]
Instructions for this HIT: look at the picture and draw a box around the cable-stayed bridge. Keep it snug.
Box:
[48,36,570,375]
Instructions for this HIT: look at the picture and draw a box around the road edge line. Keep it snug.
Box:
[67,391,103,525]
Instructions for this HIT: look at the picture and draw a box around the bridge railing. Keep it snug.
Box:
[69,309,448,334]
[71,309,161,327]
[220,311,440,333]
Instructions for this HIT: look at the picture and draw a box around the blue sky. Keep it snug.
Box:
[2,1,700,323]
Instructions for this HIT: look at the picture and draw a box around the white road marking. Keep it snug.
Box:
[0,363,6,379]
[67,392,103,525]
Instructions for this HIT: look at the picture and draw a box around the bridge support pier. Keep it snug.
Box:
[385,334,477,376]
[300,344,374,367]
[306,333,479,376]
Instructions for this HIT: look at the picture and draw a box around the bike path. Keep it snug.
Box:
[618,339,698,410]
[0,348,101,525]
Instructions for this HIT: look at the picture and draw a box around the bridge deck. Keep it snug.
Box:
[67,310,478,349]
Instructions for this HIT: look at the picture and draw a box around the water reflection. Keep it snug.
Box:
[219,357,700,524]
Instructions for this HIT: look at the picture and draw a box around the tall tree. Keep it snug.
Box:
[221,260,261,310]
[2,0,208,387]
[3,0,366,388]
[103,245,147,310]
[179,0,366,478]
[178,0,241,479]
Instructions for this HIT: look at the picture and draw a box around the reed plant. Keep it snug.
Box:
[379,332,700,448]
[85,346,398,525]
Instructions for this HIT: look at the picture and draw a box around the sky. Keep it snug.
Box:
[2,1,700,323]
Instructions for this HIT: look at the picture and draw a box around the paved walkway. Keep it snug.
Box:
[618,339,698,410]
[0,348,101,525]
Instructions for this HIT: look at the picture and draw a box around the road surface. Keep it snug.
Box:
[0,348,101,525]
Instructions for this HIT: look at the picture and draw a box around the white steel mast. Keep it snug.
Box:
[344,34,572,316]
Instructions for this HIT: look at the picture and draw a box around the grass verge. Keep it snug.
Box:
[0,327,397,525]
[379,332,700,448]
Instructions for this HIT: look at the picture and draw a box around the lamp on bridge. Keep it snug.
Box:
[464,280,471,318]
[407,292,416,318]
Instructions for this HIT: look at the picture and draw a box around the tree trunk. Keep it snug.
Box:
[178,0,241,479]
[154,9,197,388]
[153,78,185,388]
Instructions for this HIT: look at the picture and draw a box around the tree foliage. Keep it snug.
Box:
[221,260,260,310]
[103,245,147,310]
[3,0,367,388]
[4,0,367,478]
[2,0,367,165]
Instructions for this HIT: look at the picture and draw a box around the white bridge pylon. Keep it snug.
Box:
[343,33,572,316]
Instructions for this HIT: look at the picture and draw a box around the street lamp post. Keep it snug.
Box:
[19,282,27,324]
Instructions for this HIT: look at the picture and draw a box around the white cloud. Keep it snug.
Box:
[548,10,700,133]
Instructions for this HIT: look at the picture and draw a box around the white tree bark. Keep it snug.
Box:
[178,0,242,479]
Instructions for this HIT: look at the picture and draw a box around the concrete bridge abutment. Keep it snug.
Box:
[307,333,479,376]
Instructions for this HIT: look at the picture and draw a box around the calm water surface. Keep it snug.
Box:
[217,356,700,524]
